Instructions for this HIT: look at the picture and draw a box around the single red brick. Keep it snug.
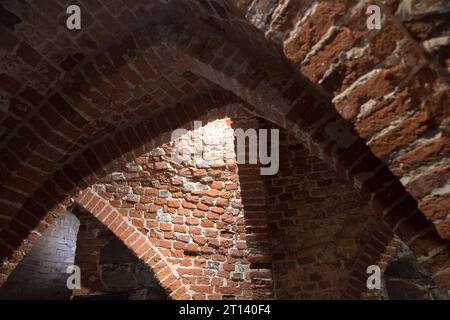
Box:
[159,222,172,232]
[225,183,238,191]
[206,189,220,197]
[174,224,187,233]
[193,236,206,245]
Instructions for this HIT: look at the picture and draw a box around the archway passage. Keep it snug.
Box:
[0,0,449,299]
[0,210,79,300]
[0,104,446,299]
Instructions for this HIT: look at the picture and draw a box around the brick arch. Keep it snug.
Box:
[234,0,450,291]
[73,188,186,299]
[162,8,450,291]
[0,92,240,288]
[0,0,448,295]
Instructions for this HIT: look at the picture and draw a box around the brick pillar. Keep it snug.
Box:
[231,114,274,299]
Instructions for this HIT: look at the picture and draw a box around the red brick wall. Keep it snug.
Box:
[0,211,79,299]
[231,114,273,299]
[72,205,166,299]
[0,0,449,298]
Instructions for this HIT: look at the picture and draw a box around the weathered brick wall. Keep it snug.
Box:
[0,211,78,299]
[231,114,274,299]
[71,205,110,295]
[262,122,378,299]
[237,0,450,290]
[238,0,450,236]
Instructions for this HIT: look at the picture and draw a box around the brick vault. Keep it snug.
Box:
[0,0,449,299]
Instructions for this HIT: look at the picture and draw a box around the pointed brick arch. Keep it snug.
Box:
[0,93,240,287]
[74,188,187,299]
[1,0,449,296]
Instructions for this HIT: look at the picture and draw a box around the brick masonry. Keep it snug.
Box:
[78,112,271,299]
[0,211,78,299]
[0,0,449,299]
